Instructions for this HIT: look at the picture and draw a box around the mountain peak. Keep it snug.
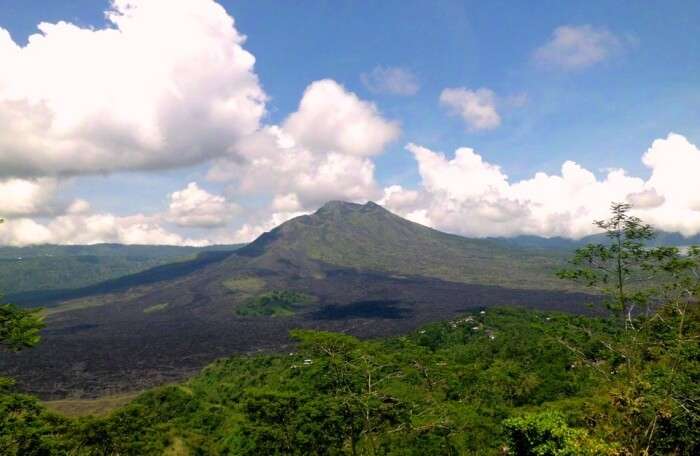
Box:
[316,200,385,215]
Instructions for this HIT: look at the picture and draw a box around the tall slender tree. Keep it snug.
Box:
[557,203,664,328]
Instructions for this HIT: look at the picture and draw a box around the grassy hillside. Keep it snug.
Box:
[238,201,569,290]
[0,244,242,296]
[2,306,697,454]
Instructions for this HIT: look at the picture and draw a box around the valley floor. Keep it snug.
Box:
[1,271,594,399]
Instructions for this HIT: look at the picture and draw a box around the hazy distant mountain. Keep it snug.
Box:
[497,231,700,251]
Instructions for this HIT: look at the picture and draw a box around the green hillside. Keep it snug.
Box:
[0,244,242,296]
[238,201,569,290]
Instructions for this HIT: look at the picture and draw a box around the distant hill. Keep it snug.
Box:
[0,244,242,296]
[495,231,700,251]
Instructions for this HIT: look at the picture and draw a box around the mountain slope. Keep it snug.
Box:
[234,201,568,289]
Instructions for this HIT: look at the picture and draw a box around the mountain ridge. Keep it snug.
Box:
[231,200,567,290]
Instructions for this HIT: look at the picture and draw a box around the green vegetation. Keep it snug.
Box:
[40,296,107,317]
[236,291,315,317]
[0,204,698,454]
[222,276,266,293]
[0,244,242,297]
[43,392,140,418]
[0,301,44,351]
[241,201,571,290]
[1,304,697,454]
[143,303,169,314]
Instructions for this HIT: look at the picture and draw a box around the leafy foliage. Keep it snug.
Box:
[0,302,44,352]
[504,412,616,455]
[0,304,698,454]
[557,202,698,327]
[236,291,315,316]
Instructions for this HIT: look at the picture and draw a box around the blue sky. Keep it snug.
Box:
[0,0,699,245]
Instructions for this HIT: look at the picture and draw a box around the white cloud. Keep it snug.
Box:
[210,126,382,208]
[231,209,308,244]
[5,133,698,246]
[383,134,700,239]
[439,87,501,131]
[0,3,402,246]
[0,213,205,247]
[637,134,700,232]
[167,182,238,228]
[203,79,401,242]
[361,66,419,96]
[283,79,400,157]
[379,185,421,211]
[271,193,303,213]
[627,188,665,209]
[533,25,624,70]
[0,180,225,246]
[0,0,266,177]
[0,178,61,217]
[208,79,398,225]
[66,199,91,215]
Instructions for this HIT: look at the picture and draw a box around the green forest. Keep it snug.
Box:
[1,205,699,455]
[0,244,242,296]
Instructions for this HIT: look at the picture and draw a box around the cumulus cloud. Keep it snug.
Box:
[0,178,62,217]
[439,87,501,131]
[0,0,266,177]
[0,2,402,246]
[637,134,700,231]
[533,25,625,70]
[627,188,665,209]
[283,79,400,157]
[382,134,700,239]
[203,79,401,241]
[210,126,382,207]
[361,66,419,96]
[230,208,308,244]
[0,180,226,246]
[208,129,381,238]
[209,79,398,224]
[0,213,205,247]
[167,182,238,228]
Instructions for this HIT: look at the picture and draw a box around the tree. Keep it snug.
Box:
[504,411,617,455]
[558,202,677,328]
[554,204,700,453]
[0,303,44,352]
